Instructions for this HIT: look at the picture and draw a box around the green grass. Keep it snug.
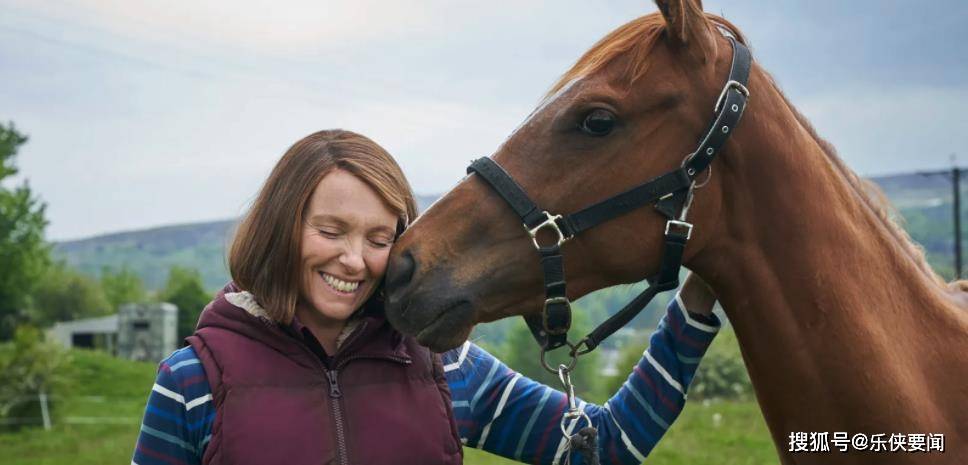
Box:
[463,398,778,465]
[0,349,778,465]
[644,399,779,465]
[0,349,155,465]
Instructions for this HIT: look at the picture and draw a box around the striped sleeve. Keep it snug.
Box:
[132,346,215,465]
[443,292,720,465]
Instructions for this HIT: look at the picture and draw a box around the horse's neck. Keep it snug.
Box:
[692,78,968,457]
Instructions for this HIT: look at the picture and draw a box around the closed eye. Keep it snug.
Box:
[368,236,394,248]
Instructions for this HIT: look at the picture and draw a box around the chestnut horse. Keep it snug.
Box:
[384,1,968,463]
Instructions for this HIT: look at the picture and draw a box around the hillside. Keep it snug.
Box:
[877,172,965,278]
[54,219,236,291]
[49,172,961,349]
[53,173,960,291]
[53,194,441,291]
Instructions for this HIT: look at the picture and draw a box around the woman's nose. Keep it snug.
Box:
[338,239,365,272]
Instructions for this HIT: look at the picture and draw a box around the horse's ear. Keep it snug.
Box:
[654,0,717,61]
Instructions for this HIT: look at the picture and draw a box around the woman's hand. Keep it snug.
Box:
[680,272,717,316]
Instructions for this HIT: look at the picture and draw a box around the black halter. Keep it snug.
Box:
[467,37,751,364]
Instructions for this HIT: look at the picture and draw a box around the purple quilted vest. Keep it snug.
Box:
[186,283,462,465]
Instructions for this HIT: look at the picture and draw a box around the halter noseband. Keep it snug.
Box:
[467,37,751,369]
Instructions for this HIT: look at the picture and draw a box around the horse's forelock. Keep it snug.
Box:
[546,12,747,98]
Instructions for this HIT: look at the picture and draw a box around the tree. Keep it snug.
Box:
[160,266,210,341]
[603,331,651,396]
[29,263,111,327]
[687,328,752,400]
[0,325,70,429]
[100,266,146,311]
[0,123,50,340]
[602,325,753,401]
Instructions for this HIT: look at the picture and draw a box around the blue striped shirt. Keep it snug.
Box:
[133,294,719,464]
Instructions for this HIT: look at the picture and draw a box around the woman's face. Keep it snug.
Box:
[298,168,398,325]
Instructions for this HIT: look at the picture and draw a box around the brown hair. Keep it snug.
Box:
[229,129,419,323]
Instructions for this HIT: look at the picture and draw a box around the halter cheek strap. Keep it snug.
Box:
[467,37,751,363]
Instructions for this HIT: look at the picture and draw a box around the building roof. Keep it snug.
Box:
[50,314,119,333]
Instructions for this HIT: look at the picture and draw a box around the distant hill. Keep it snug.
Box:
[53,194,441,291]
[53,172,962,293]
[51,173,962,347]
[873,171,964,278]
[54,219,235,291]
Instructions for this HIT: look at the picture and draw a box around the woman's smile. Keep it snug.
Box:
[298,169,397,324]
[319,271,362,295]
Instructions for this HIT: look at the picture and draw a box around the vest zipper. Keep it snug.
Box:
[290,321,409,465]
[327,369,349,465]
[328,368,342,397]
[326,354,410,465]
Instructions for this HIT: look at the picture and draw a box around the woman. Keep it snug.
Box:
[132,130,721,465]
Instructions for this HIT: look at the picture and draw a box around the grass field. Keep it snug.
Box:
[0,349,157,465]
[0,349,779,465]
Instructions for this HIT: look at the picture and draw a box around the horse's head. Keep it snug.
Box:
[386,0,748,351]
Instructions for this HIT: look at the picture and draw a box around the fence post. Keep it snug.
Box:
[38,390,51,430]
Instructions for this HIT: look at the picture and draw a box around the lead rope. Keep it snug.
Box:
[558,364,599,465]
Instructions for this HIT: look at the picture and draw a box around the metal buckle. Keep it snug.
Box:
[714,80,750,113]
[542,297,571,334]
[526,211,569,249]
[665,220,693,240]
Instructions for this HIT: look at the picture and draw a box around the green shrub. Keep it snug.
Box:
[688,328,752,400]
[0,326,70,429]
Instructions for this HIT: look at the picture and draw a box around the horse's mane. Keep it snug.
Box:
[548,11,946,287]
[772,84,945,286]
[548,13,746,96]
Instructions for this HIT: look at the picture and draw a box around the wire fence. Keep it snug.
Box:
[1,392,143,428]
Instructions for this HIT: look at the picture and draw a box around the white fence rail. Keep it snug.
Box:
[1,391,142,428]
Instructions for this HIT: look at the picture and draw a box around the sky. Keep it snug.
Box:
[1,0,966,241]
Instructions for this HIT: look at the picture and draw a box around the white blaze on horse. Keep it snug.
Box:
[384,1,968,463]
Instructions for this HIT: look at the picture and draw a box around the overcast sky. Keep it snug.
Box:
[2,0,966,240]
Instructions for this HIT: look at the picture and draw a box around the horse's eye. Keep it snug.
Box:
[579,109,616,136]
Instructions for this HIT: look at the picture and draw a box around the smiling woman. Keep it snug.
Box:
[227,130,415,341]
[296,171,398,353]
[131,128,722,465]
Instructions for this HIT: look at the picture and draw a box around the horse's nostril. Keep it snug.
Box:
[385,250,417,298]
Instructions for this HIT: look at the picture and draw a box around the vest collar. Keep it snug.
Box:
[195,282,413,367]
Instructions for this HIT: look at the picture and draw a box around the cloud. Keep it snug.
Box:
[797,84,966,176]
[5,0,436,53]
[337,97,531,194]
[2,0,965,240]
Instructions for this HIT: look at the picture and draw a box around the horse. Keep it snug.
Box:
[383,1,968,463]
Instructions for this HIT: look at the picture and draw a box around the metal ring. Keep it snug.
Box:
[570,338,594,356]
[694,165,713,189]
[679,151,698,170]
[539,341,580,374]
